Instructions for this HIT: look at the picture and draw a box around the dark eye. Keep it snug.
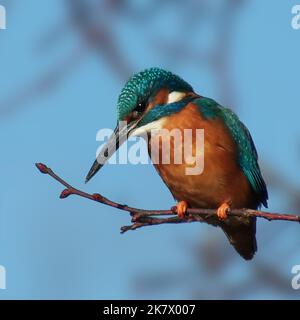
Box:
[135,102,146,113]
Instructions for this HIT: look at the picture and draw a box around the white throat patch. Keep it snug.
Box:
[130,118,166,137]
[167,91,186,104]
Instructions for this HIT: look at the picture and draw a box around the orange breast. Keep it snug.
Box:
[149,103,258,209]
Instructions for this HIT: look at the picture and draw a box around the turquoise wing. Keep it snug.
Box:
[195,97,268,208]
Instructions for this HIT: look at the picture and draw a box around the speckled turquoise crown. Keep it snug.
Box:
[117,68,194,120]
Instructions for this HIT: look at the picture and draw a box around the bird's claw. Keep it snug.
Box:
[175,201,188,219]
[217,203,230,220]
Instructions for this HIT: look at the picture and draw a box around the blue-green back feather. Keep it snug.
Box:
[195,97,268,208]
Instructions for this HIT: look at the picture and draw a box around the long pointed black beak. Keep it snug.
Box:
[85,120,139,183]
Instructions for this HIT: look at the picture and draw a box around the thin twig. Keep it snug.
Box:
[35,163,300,233]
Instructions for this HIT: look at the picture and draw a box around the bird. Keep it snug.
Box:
[85,67,268,260]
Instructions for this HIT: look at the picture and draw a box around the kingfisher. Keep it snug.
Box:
[85,68,268,260]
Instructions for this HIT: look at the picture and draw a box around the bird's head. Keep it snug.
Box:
[85,67,196,182]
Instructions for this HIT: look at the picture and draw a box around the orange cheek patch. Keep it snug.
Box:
[147,88,170,112]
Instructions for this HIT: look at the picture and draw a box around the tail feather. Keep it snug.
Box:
[221,217,257,260]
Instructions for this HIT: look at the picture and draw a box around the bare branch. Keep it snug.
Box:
[35,163,300,234]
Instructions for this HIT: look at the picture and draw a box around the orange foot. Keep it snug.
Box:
[217,202,230,220]
[175,201,188,219]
